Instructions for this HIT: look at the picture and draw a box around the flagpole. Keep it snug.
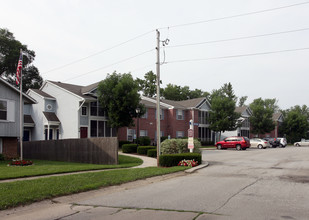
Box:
[19,49,23,161]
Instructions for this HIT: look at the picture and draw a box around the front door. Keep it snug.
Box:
[80,127,88,138]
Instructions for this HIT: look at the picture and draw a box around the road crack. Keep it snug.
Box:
[211,178,261,214]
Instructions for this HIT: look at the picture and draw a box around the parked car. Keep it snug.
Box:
[294,139,309,147]
[263,137,280,148]
[277,137,287,148]
[250,138,270,149]
[216,136,250,150]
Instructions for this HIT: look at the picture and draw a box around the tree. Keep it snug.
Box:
[0,28,43,92]
[136,71,161,97]
[97,72,145,129]
[249,98,276,137]
[162,83,209,101]
[280,105,309,143]
[238,96,248,107]
[209,83,240,140]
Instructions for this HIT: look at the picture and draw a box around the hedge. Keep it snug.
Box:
[119,141,132,149]
[137,146,156,155]
[147,149,157,158]
[137,136,151,146]
[159,153,202,167]
[160,139,201,154]
[122,144,138,153]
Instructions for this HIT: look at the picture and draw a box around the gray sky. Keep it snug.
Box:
[1,0,309,109]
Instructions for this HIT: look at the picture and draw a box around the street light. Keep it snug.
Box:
[136,108,140,146]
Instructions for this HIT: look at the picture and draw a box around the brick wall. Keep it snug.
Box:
[2,137,18,158]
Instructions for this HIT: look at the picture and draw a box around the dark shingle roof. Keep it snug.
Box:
[31,89,55,99]
[24,115,34,124]
[43,112,61,123]
[235,106,247,114]
[273,112,283,121]
[81,81,101,94]
[177,97,206,108]
[48,81,97,100]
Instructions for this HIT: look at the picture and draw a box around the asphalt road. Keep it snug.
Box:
[1,146,309,220]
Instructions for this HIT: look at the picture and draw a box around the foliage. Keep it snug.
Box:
[137,146,156,155]
[0,155,142,180]
[147,149,157,158]
[122,144,138,153]
[249,98,276,136]
[178,159,198,167]
[9,160,33,166]
[0,154,4,161]
[160,139,201,154]
[238,96,248,107]
[0,28,43,92]
[0,166,187,210]
[137,136,151,146]
[136,71,161,97]
[97,72,145,128]
[162,83,209,101]
[280,105,309,143]
[209,83,240,139]
[119,140,132,149]
[159,153,202,167]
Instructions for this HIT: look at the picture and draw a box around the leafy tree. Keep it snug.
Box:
[0,28,43,92]
[238,96,248,107]
[97,72,145,128]
[136,71,161,97]
[249,98,276,137]
[280,105,309,143]
[209,83,240,140]
[162,83,209,101]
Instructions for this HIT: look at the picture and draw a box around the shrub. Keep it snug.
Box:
[0,154,4,161]
[160,139,201,155]
[147,149,157,158]
[201,140,215,146]
[159,153,202,167]
[137,146,156,155]
[161,136,168,142]
[119,141,132,149]
[138,136,151,146]
[122,144,138,153]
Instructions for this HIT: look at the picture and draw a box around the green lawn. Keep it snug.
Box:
[0,166,188,210]
[0,155,142,180]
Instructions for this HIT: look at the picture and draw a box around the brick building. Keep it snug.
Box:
[118,96,213,144]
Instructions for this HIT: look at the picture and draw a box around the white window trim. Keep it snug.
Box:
[81,106,88,116]
[177,110,184,120]
[0,99,15,122]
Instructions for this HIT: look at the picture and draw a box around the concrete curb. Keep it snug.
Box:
[185,161,209,173]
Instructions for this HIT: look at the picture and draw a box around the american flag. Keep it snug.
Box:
[16,51,23,85]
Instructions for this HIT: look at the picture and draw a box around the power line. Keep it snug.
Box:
[159,1,309,30]
[42,29,155,75]
[166,27,309,49]
[166,47,309,64]
[63,48,155,82]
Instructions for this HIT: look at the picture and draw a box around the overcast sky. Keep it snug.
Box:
[1,0,309,109]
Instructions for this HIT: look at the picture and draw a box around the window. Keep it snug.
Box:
[198,111,210,124]
[90,101,105,116]
[141,108,148,119]
[176,131,184,138]
[81,106,87,116]
[44,129,53,140]
[140,130,148,137]
[98,121,105,137]
[127,129,136,141]
[155,109,164,120]
[177,110,184,120]
[0,100,7,120]
[90,120,97,137]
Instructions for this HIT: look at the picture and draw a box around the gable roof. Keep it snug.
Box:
[273,112,283,121]
[177,97,208,108]
[0,77,36,104]
[30,89,56,100]
[81,81,101,94]
[43,112,61,123]
[235,106,253,116]
[46,81,97,101]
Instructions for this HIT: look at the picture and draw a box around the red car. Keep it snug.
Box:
[216,136,251,150]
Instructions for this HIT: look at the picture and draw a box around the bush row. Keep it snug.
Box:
[160,139,201,154]
[159,153,202,167]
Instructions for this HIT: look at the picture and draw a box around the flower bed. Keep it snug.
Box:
[9,160,33,166]
[178,159,198,167]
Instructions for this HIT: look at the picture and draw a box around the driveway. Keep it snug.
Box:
[1,147,309,219]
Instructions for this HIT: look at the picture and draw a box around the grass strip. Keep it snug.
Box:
[0,166,187,210]
[0,155,142,180]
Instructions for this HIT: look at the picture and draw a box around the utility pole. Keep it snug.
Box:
[156,29,161,167]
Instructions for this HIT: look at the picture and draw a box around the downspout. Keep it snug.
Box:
[77,99,85,138]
